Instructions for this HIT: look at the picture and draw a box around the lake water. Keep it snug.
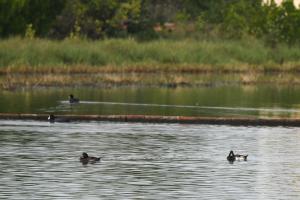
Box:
[0,120,300,199]
[1,85,300,199]
[1,85,300,118]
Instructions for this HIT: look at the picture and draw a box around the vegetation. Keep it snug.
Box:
[1,0,300,90]
[1,37,300,74]
[1,36,300,90]
[0,0,300,45]
[2,68,300,90]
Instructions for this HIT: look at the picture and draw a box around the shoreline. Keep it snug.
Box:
[1,37,300,89]
[1,70,300,90]
[1,113,300,127]
[1,63,300,74]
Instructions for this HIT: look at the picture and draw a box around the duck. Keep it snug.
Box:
[69,94,80,103]
[80,152,101,164]
[48,114,70,123]
[227,150,248,162]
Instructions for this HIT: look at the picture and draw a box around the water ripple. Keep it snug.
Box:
[0,120,300,199]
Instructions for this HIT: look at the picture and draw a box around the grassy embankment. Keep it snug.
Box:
[1,37,300,89]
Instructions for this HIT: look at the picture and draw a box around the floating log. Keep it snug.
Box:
[0,113,300,127]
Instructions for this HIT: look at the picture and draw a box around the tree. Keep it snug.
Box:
[221,0,265,39]
[50,0,142,39]
[278,0,300,45]
[0,0,65,37]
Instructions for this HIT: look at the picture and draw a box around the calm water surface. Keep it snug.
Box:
[0,120,300,199]
[1,85,300,118]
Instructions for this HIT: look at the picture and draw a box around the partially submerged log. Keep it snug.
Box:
[0,113,300,127]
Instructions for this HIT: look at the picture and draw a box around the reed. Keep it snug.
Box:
[1,37,300,74]
[2,72,300,90]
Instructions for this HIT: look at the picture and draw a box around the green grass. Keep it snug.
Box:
[1,37,300,73]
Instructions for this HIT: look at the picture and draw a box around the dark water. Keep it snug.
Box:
[1,85,300,118]
[0,120,300,199]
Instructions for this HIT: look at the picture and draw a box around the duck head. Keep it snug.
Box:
[227,150,235,162]
[48,114,55,122]
[82,152,89,158]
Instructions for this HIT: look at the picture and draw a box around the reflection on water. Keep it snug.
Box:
[0,120,300,199]
[1,85,300,118]
[63,100,300,116]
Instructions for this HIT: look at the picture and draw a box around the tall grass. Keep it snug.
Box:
[1,37,300,73]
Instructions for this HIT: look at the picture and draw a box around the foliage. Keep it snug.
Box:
[0,0,65,37]
[24,24,35,39]
[1,0,300,45]
[50,0,142,39]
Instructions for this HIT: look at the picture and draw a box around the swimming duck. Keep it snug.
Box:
[80,152,101,164]
[48,114,70,123]
[69,94,80,103]
[227,150,248,162]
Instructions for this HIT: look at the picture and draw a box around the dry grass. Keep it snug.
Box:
[1,37,300,90]
[2,62,300,76]
[1,37,300,75]
[2,72,300,90]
